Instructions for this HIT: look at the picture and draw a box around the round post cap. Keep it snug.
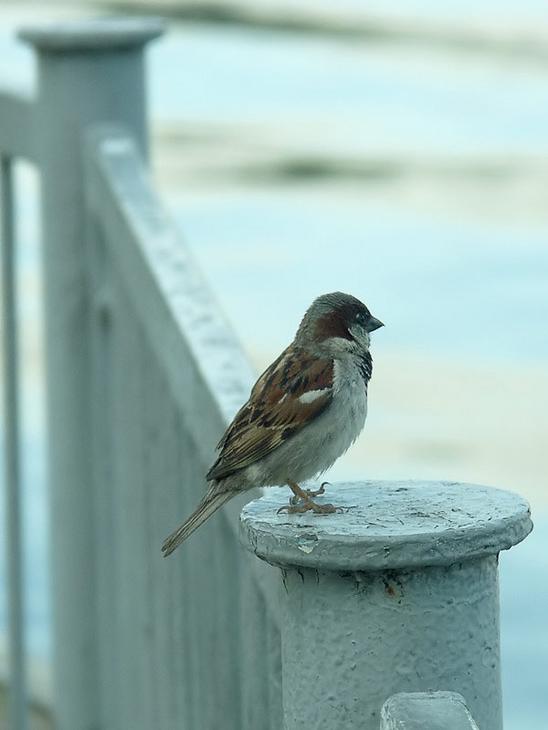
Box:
[240,480,533,571]
[18,17,165,52]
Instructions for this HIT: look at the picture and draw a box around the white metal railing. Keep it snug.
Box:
[0,17,283,730]
[84,124,282,729]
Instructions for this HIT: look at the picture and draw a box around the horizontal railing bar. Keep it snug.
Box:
[85,125,255,462]
[84,124,281,624]
[1,155,28,730]
[0,92,36,162]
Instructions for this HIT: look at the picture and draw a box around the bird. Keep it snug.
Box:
[162,291,383,556]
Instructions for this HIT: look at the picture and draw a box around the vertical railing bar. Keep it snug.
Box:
[1,154,28,730]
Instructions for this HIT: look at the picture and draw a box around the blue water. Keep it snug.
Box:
[171,192,548,365]
[146,24,548,366]
[500,525,548,728]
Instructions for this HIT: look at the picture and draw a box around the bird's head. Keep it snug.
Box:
[295,292,384,355]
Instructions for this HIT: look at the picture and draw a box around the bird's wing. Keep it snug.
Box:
[206,346,334,481]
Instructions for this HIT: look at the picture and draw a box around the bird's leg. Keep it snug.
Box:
[287,480,310,502]
[277,480,338,514]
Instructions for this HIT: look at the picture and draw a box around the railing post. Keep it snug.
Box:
[240,480,533,730]
[1,156,27,730]
[18,19,163,730]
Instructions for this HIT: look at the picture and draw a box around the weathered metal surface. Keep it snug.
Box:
[1,157,28,730]
[380,692,480,729]
[240,480,532,571]
[241,480,533,730]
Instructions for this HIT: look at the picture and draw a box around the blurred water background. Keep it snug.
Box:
[0,0,547,727]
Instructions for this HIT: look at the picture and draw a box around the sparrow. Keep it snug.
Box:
[162,291,383,556]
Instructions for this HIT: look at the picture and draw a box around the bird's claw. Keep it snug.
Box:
[277,481,341,514]
[304,482,328,499]
[277,500,341,515]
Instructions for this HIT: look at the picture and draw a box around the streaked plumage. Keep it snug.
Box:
[162,292,383,555]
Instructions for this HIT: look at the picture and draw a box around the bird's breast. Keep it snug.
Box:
[329,359,368,446]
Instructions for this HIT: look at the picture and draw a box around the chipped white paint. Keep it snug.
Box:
[381,692,480,730]
[241,480,532,571]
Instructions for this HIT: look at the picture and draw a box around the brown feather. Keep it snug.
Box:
[206,347,333,481]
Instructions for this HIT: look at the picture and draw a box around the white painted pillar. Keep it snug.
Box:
[18,19,163,730]
[240,480,532,730]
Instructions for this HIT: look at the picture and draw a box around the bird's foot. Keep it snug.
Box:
[277,498,341,515]
[305,481,330,499]
[278,479,342,514]
[287,483,326,506]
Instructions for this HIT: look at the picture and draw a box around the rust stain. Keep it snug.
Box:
[382,574,404,603]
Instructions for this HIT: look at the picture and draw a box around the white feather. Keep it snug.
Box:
[298,389,327,404]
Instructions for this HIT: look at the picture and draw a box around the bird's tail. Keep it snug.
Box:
[161,487,233,556]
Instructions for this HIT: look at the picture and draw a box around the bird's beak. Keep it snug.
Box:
[366,316,384,332]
